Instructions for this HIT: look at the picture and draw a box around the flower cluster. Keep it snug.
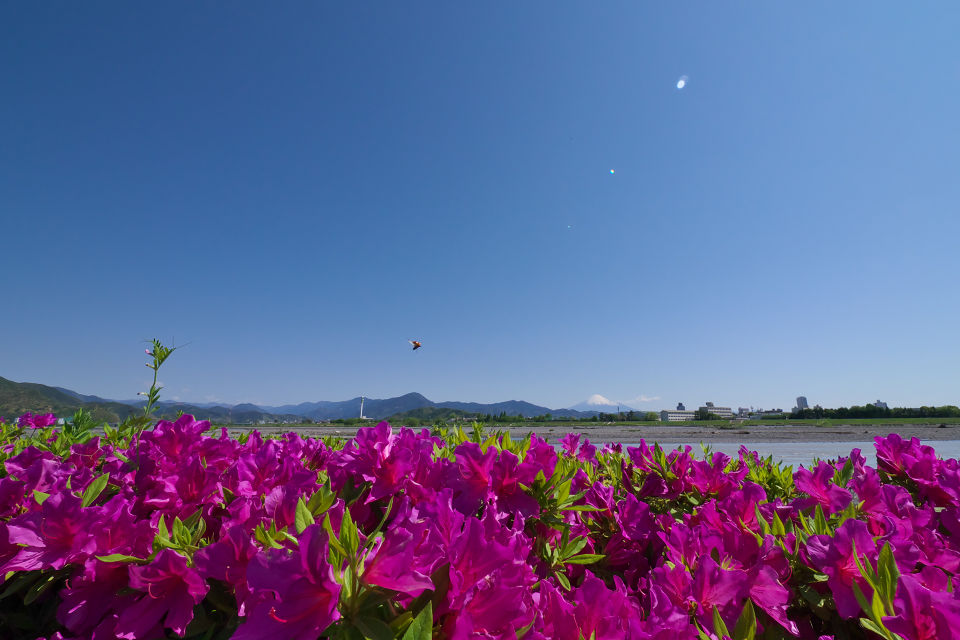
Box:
[0,414,958,639]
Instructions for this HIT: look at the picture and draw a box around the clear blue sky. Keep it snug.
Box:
[4,3,959,411]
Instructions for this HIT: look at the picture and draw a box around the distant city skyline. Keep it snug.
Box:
[4,4,959,410]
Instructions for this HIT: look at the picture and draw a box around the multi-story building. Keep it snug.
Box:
[796,396,809,410]
[660,410,697,422]
[699,402,734,419]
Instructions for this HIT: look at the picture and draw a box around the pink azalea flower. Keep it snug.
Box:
[535,573,644,640]
[362,518,434,596]
[690,555,749,629]
[2,492,97,572]
[450,441,496,514]
[234,524,341,640]
[490,449,540,516]
[113,549,208,638]
[17,412,57,429]
[806,519,876,619]
[883,571,960,640]
[559,433,581,457]
[194,524,259,612]
[57,559,135,636]
[517,435,558,483]
[794,461,852,515]
[442,516,536,635]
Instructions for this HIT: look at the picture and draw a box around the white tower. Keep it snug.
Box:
[360,396,366,419]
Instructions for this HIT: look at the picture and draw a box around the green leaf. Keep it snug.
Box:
[695,622,714,640]
[851,581,873,620]
[363,496,395,553]
[860,617,890,638]
[814,504,829,535]
[516,619,535,639]
[771,510,787,536]
[191,513,207,545]
[0,572,40,601]
[33,490,50,505]
[876,542,900,607]
[82,473,110,508]
[172,517,189,546]
[712,605,730,639]
[23,572,60,605]
[565,554,605,565]
[96,554,146,563]
[182,508,203,531]
[851,540,878,590]
[295,497,315,534]
[555,571,571,591]
[754,505,770,536]
[389,612,413,634]
[401,601,433,640]
[307,486,336,516]
[255,523,283,550]
[152,514,176,552]
[340,506,360,556]
[732,599,756,640]
[870,590,887,630]
[322,515,347,557]
[355,616,394,640]
[561,536,588,559]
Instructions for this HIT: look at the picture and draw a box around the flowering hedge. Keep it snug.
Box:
[0,413,959,639]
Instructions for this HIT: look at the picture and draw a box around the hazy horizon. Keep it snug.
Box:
[4,4,959,411]
[2,373,939,416]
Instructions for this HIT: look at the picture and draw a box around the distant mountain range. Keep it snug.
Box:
[567,394,639,413]
[0,377,604,425]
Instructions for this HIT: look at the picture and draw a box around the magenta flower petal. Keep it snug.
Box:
[883,572,960,640]
[235,525,341,640]
[114,548,208,638]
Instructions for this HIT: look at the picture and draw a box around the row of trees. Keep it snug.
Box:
[589,411,661,422]
[790,405,960,419]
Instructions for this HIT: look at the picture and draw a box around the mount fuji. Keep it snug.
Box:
[566,394,638,413]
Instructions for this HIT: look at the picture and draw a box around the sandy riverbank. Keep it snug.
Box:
[243,422,960,445]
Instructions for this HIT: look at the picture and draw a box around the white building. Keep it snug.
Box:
[660,410,698,422]
[699,402,734,419]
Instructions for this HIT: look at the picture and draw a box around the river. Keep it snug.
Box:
[647,440,960,468]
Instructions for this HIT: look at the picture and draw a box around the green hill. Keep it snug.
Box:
[384,406,480,425]
[0,376,137,423]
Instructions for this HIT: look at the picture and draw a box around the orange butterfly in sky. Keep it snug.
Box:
[409,340,422,351]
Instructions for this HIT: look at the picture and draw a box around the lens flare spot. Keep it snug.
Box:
[677,75,688,90]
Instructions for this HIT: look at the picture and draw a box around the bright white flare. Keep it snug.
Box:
[677,75,688,89]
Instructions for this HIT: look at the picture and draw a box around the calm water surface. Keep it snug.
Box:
[638,440,960,468]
